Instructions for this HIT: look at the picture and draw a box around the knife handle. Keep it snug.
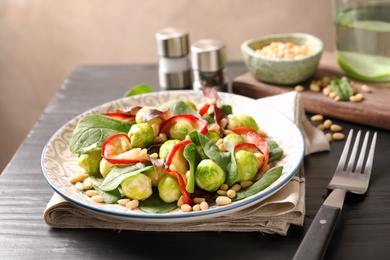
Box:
[293,205,341,260]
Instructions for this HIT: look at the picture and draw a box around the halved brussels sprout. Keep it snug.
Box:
[121,173,153,200]
[206,130,221,143]
[169,122,193,140]
[159,139,180,159]
[227,114,260,132]
[158,175,181,203]
[78,148,102,174]
[128,123,154,148]
[136,106,161,124]
[195,159,226,192]
[235,150,259,181]
[144,166,167,186]
[99,158,115,178]
[223,133,244,149]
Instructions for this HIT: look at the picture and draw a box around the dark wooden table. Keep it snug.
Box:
[1,62,389,259]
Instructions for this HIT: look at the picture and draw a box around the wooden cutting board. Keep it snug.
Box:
[232,51,390,131]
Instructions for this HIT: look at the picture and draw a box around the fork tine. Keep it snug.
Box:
[363,132,377,177]
[336,129,354,172]
[346,130,362,172]
[354,131,370,173]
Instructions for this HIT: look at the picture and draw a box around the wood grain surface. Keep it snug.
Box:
[232,51,390,131]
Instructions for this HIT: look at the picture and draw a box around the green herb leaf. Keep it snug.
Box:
[101,163,153,191]
[159,100,200,117]
[139,191,178,214]
[88,176,122,204]
[183,143,201,193]
[267,140,284,163]
[69,114,133,154]
[233,166,283,201]
[330,76,354,101]
[123,84,153,97]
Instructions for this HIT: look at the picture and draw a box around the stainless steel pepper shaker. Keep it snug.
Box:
[191,39,228,92]
[156,27,192,90]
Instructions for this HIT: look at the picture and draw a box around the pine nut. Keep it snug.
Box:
[118,198,131,206]
[240,180,253,189]
[216,196,232,206]
[69,173,89,184]
[361,84,371,93]
[231,183,242,192]
[325,133,333,142]
[169,163,177,172]
[192,204,201,211]
[330,124,343,132]
[217,190,227,196]
[323,86,331,96]
[310,83,321,92]
[207,105,215,115]
[151,124,159,136]
[295,85,305,92]
[149,153,158,159]
[193,197,206,204]
[177,196,184,207]
[329,91,337,99]
[181,204,192,212]
[220,118,228,129]
[333,132,345,141]
[85,190,98,197]
[334,95,341,101]
[200,201,209,210]
[75,182,85,191]
[323,119,332,129]
[311,114,323,122]
[317,124,325,131]
[227,189,236,198]
[219,184,229,191]
[218,143,227,152]
[83,178,93,190]
[91,195,104,203]
[126,199,139,210]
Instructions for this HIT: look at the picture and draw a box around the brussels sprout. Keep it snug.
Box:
[121,173,153,200]
[223,133,244,149]
[235,150,259,181]
[227,114,260,132]
[135,106,162,125]
[78,148,102,174]
[158,175,181,203]
[206,130,221,143]
[183,101,197,111]
[169,122,193,140]
[128,123,154,148]
[99,158,115,178]
[144,166,167,186]
[159,139,180,159]
[195,159,226,192]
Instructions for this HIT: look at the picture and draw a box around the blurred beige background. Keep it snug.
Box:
[0,0,334,173]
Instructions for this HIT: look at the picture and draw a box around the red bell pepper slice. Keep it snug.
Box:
[232,127,269,171]
[101,133,148,165]
[104,112,135,122]
[165,139,192,205]
[234,143,264,170]
[159,114,208,137]
[103,106,142,122]
[198,103,211,117]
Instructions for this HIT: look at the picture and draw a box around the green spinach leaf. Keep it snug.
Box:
[88,176,122,204]
[101,163,153,191]
[233,166,283,201]
[69,114,133,154]
[139,191,178,214]
[159,100,200,117]
[267,140,284,163]
[183,143,201,193]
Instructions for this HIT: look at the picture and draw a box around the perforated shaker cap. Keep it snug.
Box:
[191,39,226,72]
[156,27,189,58]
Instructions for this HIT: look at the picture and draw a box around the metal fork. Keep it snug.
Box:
[293,129,377,260]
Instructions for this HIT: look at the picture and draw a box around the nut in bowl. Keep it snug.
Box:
[241,33,323,85]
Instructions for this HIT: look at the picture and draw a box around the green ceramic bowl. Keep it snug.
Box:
[241,33,323,85]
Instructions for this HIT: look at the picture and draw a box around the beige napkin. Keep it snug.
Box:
[44,92,329,236]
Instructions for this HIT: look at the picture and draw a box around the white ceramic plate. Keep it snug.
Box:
[41,90,304,223]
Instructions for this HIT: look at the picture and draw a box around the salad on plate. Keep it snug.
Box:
[67,88,284,214]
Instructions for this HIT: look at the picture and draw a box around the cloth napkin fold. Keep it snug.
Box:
[43,92,329,236]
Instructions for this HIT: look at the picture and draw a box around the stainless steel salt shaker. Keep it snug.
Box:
[156,27,192,90]
[191,39,228,92]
